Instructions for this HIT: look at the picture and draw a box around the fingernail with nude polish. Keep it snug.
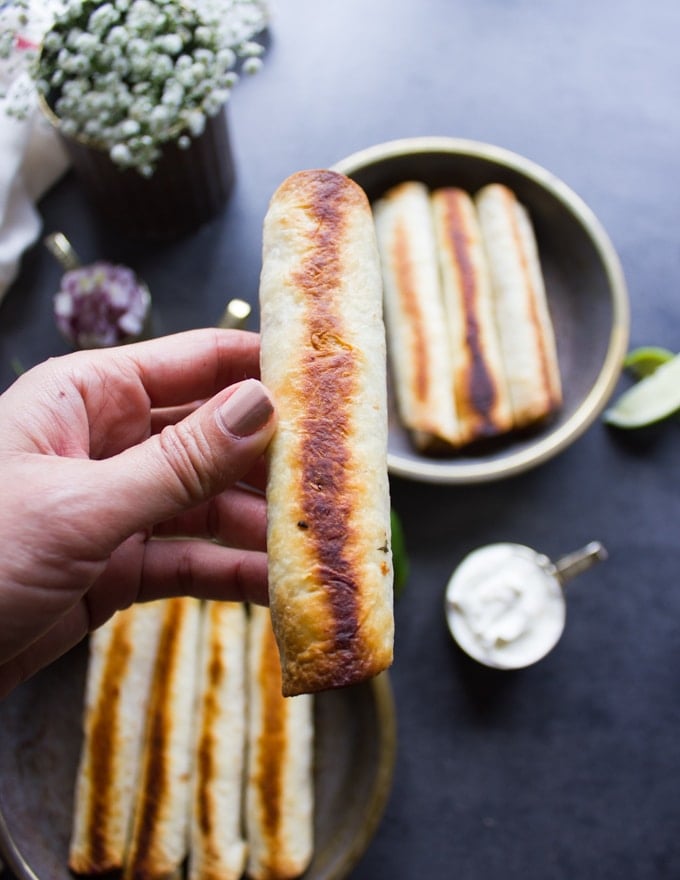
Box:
[216,380,274,438]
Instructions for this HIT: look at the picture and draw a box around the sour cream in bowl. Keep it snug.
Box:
[445,541,606,669]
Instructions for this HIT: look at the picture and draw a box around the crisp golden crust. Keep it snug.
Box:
[124,598,201,880]
[475,183,562,428]
[373,181,459,449]
[189,602,248,880]
[245,606,314,880]
[391,217,431,404]
[432,187,514,445]
[69,603,164,876]
[76,615,133,874]
[259,169,393,697]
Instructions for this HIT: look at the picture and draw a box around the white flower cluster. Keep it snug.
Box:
[33,0,267,174]
[0,0,44,118]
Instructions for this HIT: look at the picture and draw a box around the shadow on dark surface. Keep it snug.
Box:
[602,419,678,456]
[447,638,525,721]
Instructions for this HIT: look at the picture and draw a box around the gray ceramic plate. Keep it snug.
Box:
[332,137,630,484]
[0,643,396,880]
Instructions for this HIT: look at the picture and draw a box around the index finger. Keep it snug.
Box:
[123,328,261,407]
[81,328,261,409]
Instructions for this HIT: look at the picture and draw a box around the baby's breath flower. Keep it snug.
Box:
[106,25,128,45]
[65,52,91,74]
[94,70,119,89]
[42,31,62,52]
[161,79,184,106]
[61,77,87,97]
[63,1,84,20]
[175,53,192,71]
[242,55,262,75]
[84,117,102,137]
[109,142,132,164]
[129,52,152,78]
[88,3,120,35]
[153,32,181,55]
[127,36,149,57]
[216,47,236,70]
[175,65,197,88]
[185,107,205,136]
[2,0,270,173]
[203,88,229,115]
[73,31,99,55]
[194,25,212,46]
[129,96,153,119]
[70,73,91,91]
[59,117,79,137]
[149,53,173,81]
[193,47,214,65]
[239,39,264,57]
[65,27,84,49]
[119,118,140,136]
[148,102,171,132]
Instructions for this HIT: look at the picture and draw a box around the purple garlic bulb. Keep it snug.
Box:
[53,261,151,349]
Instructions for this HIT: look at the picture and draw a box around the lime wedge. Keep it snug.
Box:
[604,352,680,428]
[624,346,674,378]
[390,508,409,597]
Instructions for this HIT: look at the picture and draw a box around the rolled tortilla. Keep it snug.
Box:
[188,601,248,880]
[245,605,314,880]
[123,597,202,880]
[69,603,165,876]
[373,180,460,450]
[475,183,562,428]
[431,186,513,445]
[259,169,394,697]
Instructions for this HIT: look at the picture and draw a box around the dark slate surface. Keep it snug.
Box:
[1,1,679,878]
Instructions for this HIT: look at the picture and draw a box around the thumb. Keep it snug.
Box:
[97,378,276,537]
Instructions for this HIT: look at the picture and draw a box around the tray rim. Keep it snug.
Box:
[0,670,397,880]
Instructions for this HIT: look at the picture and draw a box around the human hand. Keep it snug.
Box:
[0,328,276,698]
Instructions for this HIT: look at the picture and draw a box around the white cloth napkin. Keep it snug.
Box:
[0,0,69,304]
[0,96,69,302]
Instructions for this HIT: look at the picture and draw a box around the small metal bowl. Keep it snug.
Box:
[332,137,630,484]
